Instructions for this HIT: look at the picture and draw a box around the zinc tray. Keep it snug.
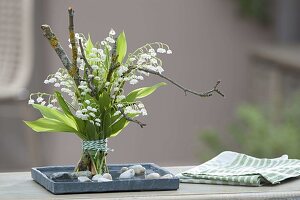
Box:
[31,163,179,194]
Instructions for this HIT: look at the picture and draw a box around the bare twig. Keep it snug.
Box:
[118,108,146,128]
[68,7,80,85]
[78,39,92,72]
[41,25,72,72]
[106,41,120,82]
[138,68,224,97]
[78,39,97,96]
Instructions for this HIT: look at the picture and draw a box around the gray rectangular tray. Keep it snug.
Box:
[31,163,179,194]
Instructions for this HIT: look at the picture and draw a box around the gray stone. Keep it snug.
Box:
[71,171,92,179]
[129,165,146,175]
[119,168,135,179]
[102,173,112,180]
[146,173,160,179]
[50,172,71,180]
[78,176,91,182]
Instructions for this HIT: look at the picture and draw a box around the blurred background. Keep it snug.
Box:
[1,0,300,172]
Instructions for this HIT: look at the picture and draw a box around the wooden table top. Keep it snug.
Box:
[1,166,300,200]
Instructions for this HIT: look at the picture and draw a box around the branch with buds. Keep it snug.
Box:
[137,68,224,98]
[118,108,146,128]
[40,7,224,129]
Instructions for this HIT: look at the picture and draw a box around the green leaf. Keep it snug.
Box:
[104,46,110,71]
[55,92,72,117]
[84,121,97,140]
[103,110,112,137]
[109,118,130,137]
[85,34,94,54]
[109,113,138,137]
[32,104,78,131]
[98,91,111,111]
[123,82,167,103]
[55,91,86,137]
[24,118,77,133]
[116,31,127,63]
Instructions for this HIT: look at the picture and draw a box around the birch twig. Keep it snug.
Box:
[41,25,72,72]
[68,7,80,85]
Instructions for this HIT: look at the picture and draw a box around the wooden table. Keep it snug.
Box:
[1,166,300,200]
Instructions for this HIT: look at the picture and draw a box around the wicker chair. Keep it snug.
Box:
[0,0,34,100]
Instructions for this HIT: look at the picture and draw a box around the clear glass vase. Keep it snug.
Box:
[74,140,109,175]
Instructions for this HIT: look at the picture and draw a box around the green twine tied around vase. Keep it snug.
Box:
[82,139,113,159]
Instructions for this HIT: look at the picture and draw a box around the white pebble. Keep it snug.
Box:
[78,176,91,182]
[145,173,160,179]
[119,169,135,179]
[97,177,112,182]
[102,173,112,180]
[120,167,128,173]
[161,174,173,179]
[92,174,103,181]
[129,165,146,175]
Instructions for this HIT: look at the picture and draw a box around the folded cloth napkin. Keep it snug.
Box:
[176,151,300,186]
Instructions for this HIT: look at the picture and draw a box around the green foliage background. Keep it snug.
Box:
[201,93,300,159]
[237,0,271,25]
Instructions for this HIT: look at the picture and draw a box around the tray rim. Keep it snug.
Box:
[31,163,180,194]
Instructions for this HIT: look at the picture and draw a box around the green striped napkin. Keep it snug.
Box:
[177,151,300,186]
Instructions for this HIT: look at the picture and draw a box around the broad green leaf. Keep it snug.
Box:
[116,31,127,63]
[110,112,121,124]
[109,119,130,137]
[84,121,97,140]
[55,91,85,137]
[103,110,112,137]
[24,118,77,133]
[109,113,138,137]
[98,91,111,111]
[55,92,72,117]
[123,82,167,103]
[32,104,78,131]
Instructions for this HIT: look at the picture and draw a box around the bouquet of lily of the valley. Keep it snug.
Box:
[25,8,223,175]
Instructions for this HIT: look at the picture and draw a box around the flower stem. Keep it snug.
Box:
[74,150,108,175]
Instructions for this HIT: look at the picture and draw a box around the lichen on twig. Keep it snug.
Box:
[41,25,72,72]
[68,7,80,85]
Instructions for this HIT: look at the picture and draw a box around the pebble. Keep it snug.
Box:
[161,174,173,179]
[145,173,160,179]
[92,174,103,181]
[97,177,112,182]
[78,176,91,182]
[129,165,146,175]
[102,173,112,180]
[120,167,129,173]
[71,171,92,179]
[119,169,135,179]
[50,172,71,180]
